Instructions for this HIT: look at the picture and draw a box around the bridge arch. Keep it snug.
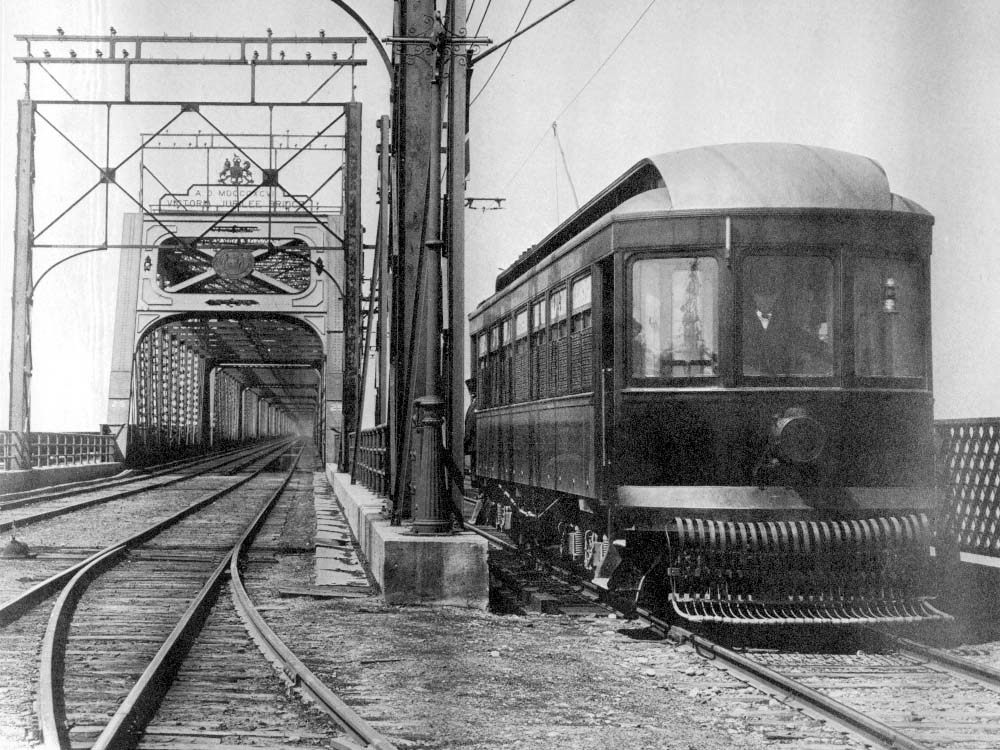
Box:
[106,210,350,467]
[124,312,326,464]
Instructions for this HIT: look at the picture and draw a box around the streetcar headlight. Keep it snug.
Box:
[772,407,826,464]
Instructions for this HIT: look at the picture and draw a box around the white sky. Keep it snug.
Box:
[1,0,998,430]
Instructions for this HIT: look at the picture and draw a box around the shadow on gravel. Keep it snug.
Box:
[619,626,666,641]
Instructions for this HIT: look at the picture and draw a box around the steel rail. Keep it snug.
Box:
[468,520,933,750]
[0,439,285,509]
[39,544,127,749]
[885,632,1000,691]
[0,439,294,531]
[228,481,397,750]
[0,441,293,627]
[37,442,302,749]
[654,620,930,750]
[3,439,284,507]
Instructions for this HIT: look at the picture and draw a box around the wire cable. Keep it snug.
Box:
[473,0,493,37]
[470,0,533,106]
[497,0,659,197]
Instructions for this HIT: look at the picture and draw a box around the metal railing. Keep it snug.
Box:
[1,431,118,471]
[335,417,999,557]
[937,417,1000,560]
[349,424,389,496]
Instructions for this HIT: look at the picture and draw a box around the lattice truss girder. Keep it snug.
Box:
[137,315,322,445]
[213,369,244,443]
[939,420,1000,555]
[30,102,351,254]
[133,326,205,451]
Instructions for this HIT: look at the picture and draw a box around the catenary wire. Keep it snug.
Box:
[496,0,659,198]
[474,0,493,37]
[470,0,533,106]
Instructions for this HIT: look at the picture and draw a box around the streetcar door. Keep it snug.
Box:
[597,258,615,487]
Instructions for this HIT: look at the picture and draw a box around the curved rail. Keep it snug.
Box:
[38,545,126,748]
[37,443,301,749]
[0,440,292,626]
[229,498,397,750]
[38,442,395,750]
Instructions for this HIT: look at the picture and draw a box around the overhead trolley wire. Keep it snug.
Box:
[473,0,494,37]
[497,0,659,197]
[473,0,581,65]
[470,0,533,106]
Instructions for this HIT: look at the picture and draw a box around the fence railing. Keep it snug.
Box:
[349,424,389,497]
[936,417,1000,561]
[339,418,997,553]
[1,431,118,471]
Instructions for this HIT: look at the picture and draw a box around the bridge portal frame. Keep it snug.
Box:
[6,32,367,469]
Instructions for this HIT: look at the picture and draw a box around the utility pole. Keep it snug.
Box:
[410,11,449,534]
[375,114,392,427]
[445,0,468,520]
[389,2,487,533]
[389,0,435,520]
[8,99,35,469]
[341,101,363,469]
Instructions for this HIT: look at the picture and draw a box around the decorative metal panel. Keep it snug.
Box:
[937,418,1000,558]
[157,238,311,294]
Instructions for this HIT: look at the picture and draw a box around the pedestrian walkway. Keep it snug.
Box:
[312,472,369,588]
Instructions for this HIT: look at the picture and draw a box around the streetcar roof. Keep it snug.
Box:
[489,142,930,300]
[641,143,919,213]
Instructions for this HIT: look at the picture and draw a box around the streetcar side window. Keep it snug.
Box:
[630,257,719,379]
[477,332,490,408]
[489,323,502,406]
[549,287,569,394]
[854,257,925,379]
[570,274,593,392]
[501,317,514,404]
[530,297,547,399]
[741,255,833,378]
[514,308,530,401]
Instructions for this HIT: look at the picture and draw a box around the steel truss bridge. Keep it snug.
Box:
[6,30,367,476]
[4,6,999,573]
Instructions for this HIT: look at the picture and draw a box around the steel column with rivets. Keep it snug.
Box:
[391,0,437,520]
[445,0,468,519]
[410,16,451,535]
[341,101,363,468]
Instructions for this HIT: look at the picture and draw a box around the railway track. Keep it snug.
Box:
[472,521,1000,750]
[0,443,396,750]
[0,440,294,618]
[0,442,273,508]
[0,439,294,532]
[668,626,1000,750]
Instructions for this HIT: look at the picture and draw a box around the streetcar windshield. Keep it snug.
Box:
[854,257,925,378]
[742,255,834,377]
[630,256,718,379]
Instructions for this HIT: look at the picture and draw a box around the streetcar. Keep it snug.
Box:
[468,143,947,624]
